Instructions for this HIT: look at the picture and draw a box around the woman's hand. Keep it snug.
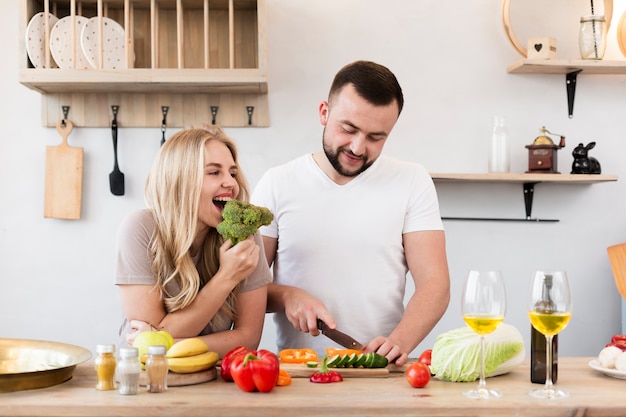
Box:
[125,319,156,346]
[217,235,259,286]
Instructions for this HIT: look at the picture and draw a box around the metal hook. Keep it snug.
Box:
[111,105,119,126]
[246,106,254,126]
[161,106,169,146]
[210,106,219,125]
[61,105,70,127]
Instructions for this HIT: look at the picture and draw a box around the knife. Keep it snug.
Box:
[317,319,365,350]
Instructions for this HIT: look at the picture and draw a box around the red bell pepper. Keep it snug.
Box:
[310,355,343,383]
[230,350,280,393]
[220,346,250,382]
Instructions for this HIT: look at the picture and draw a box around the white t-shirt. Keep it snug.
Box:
[252,154,443,355]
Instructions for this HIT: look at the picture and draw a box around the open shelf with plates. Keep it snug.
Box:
[19,0,269,127]
[430,172,618,222]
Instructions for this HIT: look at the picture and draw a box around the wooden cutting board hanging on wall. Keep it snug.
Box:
[44,119,84,220]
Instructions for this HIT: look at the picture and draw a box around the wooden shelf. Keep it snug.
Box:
[430,173,618,222]
[431,173,618,184]
[19,0,269,127]
[507,59,626,75]
[19,69,267,95]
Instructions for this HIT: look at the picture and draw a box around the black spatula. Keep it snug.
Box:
[109,105,125,196]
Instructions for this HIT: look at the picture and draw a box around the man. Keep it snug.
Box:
[252,60,450,366]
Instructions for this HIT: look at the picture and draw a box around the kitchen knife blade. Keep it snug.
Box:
[317,319,365,350]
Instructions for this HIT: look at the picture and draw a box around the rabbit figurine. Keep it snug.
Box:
[571,142,601,174]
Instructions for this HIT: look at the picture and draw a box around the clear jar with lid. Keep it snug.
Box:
[117,347,141,395]
[94,344,117,391]
[146,345,168,393]
[579,15,606,60]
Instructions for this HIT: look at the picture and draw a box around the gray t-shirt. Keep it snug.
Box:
[115,209,271,344]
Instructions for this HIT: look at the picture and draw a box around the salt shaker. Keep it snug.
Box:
[117,347,141,395]
[94,344,117,391]
[146,345,168,393]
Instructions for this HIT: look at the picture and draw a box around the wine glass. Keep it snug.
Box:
[527,271,572,399]
[461,270,507,399]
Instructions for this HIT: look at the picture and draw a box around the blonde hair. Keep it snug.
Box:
[144,124,250,323]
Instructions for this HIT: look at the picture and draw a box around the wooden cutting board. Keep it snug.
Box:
[138,367,217,387]
[44,120,83,220]
[279,363,391,378]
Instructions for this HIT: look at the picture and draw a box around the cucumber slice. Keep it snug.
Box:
[305,361,318,368]
[337,354,352,367]
[326,354,342,367]
[344,353,358,367]
[353,353,366,367]
[363,352,375,368]
[370,353,388,368]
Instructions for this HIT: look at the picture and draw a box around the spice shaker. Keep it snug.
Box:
[95,344,117,391]
[117,347,141,395]
[146,345,168,393]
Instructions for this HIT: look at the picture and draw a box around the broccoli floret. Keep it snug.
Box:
[216,200,274,245]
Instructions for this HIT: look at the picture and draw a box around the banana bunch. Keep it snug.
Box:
[141,338,219,374]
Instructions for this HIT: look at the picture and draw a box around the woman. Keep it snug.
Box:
[115,125,271,357]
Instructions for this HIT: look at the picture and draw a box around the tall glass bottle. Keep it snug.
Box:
[530,274,558,383]
[489,116,510,173]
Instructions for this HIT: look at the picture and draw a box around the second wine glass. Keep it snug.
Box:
[462,270,507,399]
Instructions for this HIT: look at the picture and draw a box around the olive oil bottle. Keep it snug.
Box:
[530,274,558,384]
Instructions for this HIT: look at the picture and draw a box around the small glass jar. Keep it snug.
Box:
[94,344,117,391]
[117,347,141,395]
[579,15,606,60]
[146,345,168,393]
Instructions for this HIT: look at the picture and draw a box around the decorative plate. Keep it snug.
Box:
[617,11,626,58]
[50,15,91,69]
[25,12,59,68]
[80,16,126,69]
[589,359,626,380]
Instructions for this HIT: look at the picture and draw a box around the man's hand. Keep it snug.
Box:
[283,286,336,336]
[364,336,409,366]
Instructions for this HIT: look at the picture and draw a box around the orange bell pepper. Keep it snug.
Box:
[277,369,292,386]
[325,348,364,357]
[278,348,318,363]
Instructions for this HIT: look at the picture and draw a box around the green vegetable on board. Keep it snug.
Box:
[429,323,525,382]
[216,200,274,245]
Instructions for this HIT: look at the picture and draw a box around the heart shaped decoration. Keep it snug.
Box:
[534,43,543,52]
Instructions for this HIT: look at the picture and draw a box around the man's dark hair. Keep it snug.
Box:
[328,60,404,115]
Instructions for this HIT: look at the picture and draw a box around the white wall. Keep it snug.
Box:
[2,0,625,358]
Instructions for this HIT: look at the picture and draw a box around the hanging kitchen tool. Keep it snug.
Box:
[44,106,83,220]
[109,105,125,196]
[160,106,169,146]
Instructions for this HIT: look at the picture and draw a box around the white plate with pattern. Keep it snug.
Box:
[80,16,126,69]
[50,15,91,69]
[25,12,59,68]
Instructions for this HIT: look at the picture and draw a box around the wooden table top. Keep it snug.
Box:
[1,357,625,416]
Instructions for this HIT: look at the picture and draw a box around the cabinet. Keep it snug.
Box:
[19,0,268,127]
[431,173,618,222]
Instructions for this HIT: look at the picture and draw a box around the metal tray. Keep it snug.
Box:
[0,338,92,392]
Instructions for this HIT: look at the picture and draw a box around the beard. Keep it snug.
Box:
[322,128,374,178]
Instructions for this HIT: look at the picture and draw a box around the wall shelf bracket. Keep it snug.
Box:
[566,69,583,119]
[441,181,559,222]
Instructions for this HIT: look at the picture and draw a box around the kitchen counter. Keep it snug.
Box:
[0,357,624,417]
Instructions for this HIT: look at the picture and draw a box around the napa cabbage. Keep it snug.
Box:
[430,323,525,382]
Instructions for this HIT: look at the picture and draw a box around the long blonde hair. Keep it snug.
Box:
[144,125,250,323]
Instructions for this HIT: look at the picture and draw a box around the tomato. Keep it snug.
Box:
[418,349,432,366]
[406,362,430,388]
[279,348,318,363]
